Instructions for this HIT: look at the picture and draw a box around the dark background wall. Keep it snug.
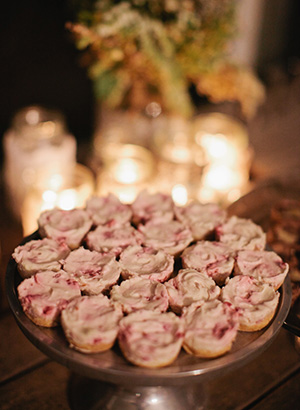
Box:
[256,0,300,77]
[0,0,95,163]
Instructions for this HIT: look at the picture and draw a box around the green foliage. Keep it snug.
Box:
[69,0,239,116]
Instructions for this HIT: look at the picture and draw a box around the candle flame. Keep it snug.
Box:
[172,184,188,206]
[112,159,141,184]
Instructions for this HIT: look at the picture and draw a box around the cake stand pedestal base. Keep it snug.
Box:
[68,374,206,410]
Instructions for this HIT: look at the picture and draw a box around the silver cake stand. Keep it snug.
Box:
[6,233,292,410]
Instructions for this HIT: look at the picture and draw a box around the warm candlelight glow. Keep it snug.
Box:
[152,116,206,203]
[97,144,155,203]
[21,164,95,235]
[193,113,252,204]
[93,113,251,207]
[3,106,77,219]
[111,157,147,185]
[172,184,188,206]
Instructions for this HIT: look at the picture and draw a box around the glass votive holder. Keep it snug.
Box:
[96,143,156,204]
[193,113,252,204]
[151,115,207,204]
[3,105,77,219]
[21,163,95,236]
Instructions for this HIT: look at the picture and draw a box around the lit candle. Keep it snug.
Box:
[193,113,252,204]
[97,144,155,203]
[152,116,206,204]
[3,106,77,219]
[21,164,95,236]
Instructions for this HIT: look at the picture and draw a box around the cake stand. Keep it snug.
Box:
[6,233,292,410]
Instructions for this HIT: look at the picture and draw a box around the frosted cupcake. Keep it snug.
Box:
[110,277,169,314]
[17,270,81,327]
[131,191,175,225]
[181,241,235,285]
[61,294,123,353]
[86,223,144,256]
[86,194,132,227]
[165,268,221,313]
[221,275,279,332]
[38,208,93,250]
[119,245,174,282]
[216,216,266,252]
[234,249,289,290]
[174,201,227,241]
[62,247,121,295]
[118,310,184,368]
[139,220,193,256]
[182,299,239,358]
[13,238,70,279]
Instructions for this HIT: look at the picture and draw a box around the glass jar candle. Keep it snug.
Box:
[193,112,252,204]
[3,105,77,218]
[21,163,95,236]
[96,143,155,204]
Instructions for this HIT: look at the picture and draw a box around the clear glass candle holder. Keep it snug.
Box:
[96,143,156,204]
[21,163,95,236]
[3,105,77,219]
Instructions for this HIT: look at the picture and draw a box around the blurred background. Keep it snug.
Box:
[0,0,299,163]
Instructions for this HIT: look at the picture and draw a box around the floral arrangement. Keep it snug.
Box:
[67,0,265,119]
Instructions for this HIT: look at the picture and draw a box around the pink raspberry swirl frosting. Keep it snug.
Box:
[182,299,239,358]
[165,268,221,313]
[110,277,169,314]
[61,294,123,353]
[131,191,175,225]
[221,275,280,331]
[234,249,289,290]
[216,216,266,252]
[38,208,93,250]
[119,245,174,282]
[174,201,227,241]
[62,247,121,295]
[118,310,184,368]
[86,223,144,256]
[17,270,81,327]
[139,220,193,256]
[13,238,70,279]
[181,241,235,286]
[86,194,132,227]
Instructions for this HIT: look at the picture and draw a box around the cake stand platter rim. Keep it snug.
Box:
[5,233,292,387]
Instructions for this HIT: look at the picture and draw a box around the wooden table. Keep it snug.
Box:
[1,76,300,409]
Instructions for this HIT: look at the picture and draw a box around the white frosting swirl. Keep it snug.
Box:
[139,220,193,256]
[131,191,174,225]
[119,245,174,282]
[38,208,93,250]
[221,275,279,331]
[234,250,289,290]
[62,247,121,295]
[181,241,234,285]
[118,310,184,368]
[182,299,239,358]
[61,295,123,353]
[217,216,266,252]
[13,238,70,278]
[174,202,227,240]
[110,277,169,313]
[86,194,132,227]
[86,224,144,256]
[165,268,221,313]
[17,270,81,327]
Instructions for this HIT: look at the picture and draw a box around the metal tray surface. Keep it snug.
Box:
[6,232,292,387]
